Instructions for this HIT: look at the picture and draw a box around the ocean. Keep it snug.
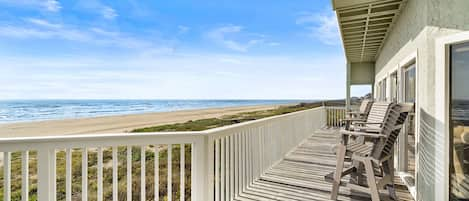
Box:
[452,99,469,125]
[0,99,306,123]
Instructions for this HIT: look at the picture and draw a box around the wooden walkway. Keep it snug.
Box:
[235,128,414,201]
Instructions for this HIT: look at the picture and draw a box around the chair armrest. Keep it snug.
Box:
[342,118,365,122]
[352,122,384,126]
[351,126,381,133]
[346,111,365,115]
[340,130,386,138]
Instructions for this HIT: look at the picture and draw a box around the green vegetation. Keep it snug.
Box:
[132,101,344,132]
[0,101,344,201]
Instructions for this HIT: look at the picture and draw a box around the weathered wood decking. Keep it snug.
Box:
[235,128,414,201]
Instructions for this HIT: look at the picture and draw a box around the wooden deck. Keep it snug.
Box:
[235,128,414,201]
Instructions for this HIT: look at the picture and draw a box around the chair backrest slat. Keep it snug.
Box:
[371,103,414,160]
[364,102,393,129]
[359,100,374,119]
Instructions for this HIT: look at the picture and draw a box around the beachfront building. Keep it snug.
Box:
[1,0,468,201]
[334,0,469,200]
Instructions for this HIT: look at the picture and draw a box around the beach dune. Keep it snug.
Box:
[0,105,279,138]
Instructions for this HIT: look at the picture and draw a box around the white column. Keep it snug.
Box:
[346,61,352,111]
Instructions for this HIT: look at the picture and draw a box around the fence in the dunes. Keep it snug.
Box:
[0,107,327,201]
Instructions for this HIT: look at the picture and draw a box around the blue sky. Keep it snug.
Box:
[0,0,369,100]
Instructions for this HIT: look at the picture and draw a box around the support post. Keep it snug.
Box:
[346,61,352,111]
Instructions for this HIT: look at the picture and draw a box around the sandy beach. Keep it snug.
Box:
[0,104,280,138]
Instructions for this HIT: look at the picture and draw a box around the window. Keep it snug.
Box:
[390,72,398,102]
[404,63,416,103]
[377,78,387,101]
[450,41,469,200]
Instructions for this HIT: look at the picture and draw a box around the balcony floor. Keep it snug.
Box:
[237,128,414,201]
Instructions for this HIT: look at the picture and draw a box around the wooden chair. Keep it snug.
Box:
[344,99,374,121]
[345,102,393,133]
[330,103,413,201]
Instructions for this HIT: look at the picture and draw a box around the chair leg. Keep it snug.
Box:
[364,159,380,201]
[382,160,397,200]
[331,144,346,200]
[357,162,365,185]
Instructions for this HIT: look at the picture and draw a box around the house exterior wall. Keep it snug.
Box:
[350,62,375,85]
[374,0,469,200]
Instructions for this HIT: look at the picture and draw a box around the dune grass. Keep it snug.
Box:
[131,101,344,132]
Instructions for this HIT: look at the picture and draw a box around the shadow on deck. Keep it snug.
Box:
[236,128,414,201]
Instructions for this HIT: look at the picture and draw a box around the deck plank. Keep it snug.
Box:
[239,128,414,201]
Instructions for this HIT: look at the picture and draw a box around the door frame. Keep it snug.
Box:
[396,52,418,199]
[436,31,469,201]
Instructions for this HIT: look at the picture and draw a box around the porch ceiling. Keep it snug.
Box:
[333,0,407,62]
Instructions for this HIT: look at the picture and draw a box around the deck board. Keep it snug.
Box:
[236,128,414,201]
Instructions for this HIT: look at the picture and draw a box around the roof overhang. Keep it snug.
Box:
[333,0,407,62]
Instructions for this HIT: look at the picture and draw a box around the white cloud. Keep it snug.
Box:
[101,6,118,20]
[26,18,62,29]
[0,20,172,51]
[0,0,61,12]
[0,25,91,41]
[43,0,61,12]
[296,11,341,45]
[207,25,266,52]
[268,42,280,47]
[0,53,346,99]
[178,25,189,34]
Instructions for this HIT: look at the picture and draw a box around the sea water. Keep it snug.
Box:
[0,99,306,123]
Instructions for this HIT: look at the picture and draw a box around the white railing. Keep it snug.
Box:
[325,106,347,128]
[0,107,327,201]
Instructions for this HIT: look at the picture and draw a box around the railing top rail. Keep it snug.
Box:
[0,131,204,144]
[203,106,324,136]
[324,106,347,109]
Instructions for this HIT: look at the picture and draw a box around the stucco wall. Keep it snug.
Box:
[374,0,469,201]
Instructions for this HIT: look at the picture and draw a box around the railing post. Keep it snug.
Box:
[192,135,210,201]
[37,147,56,201]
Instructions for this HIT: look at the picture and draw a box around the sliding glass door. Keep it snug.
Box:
[450,41,469,200]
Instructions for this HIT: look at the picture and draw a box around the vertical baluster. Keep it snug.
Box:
[225,136,230,201]
[234,135,239,197]
[245,132,249,188]
[220,138,225,200]
[238,134,243,193]
[141,146,146,201]
[82,148,88,201]
[246,133,249,187]
[214,140,220,201]
[21,151,29,201]
[230,135,235,200]
[333,108,335,126]
[66,148,72,201]
[4,152,11,201]
[333,108,337,127]
[180,144,185,201]
[97,147,103,201]
[249,133,253,184]
[167,144,172,201]
[242,133,246,190]
[154,146,159,201]
[112,146,118,201]
[127,146,132,201]
[37,149,56,201]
